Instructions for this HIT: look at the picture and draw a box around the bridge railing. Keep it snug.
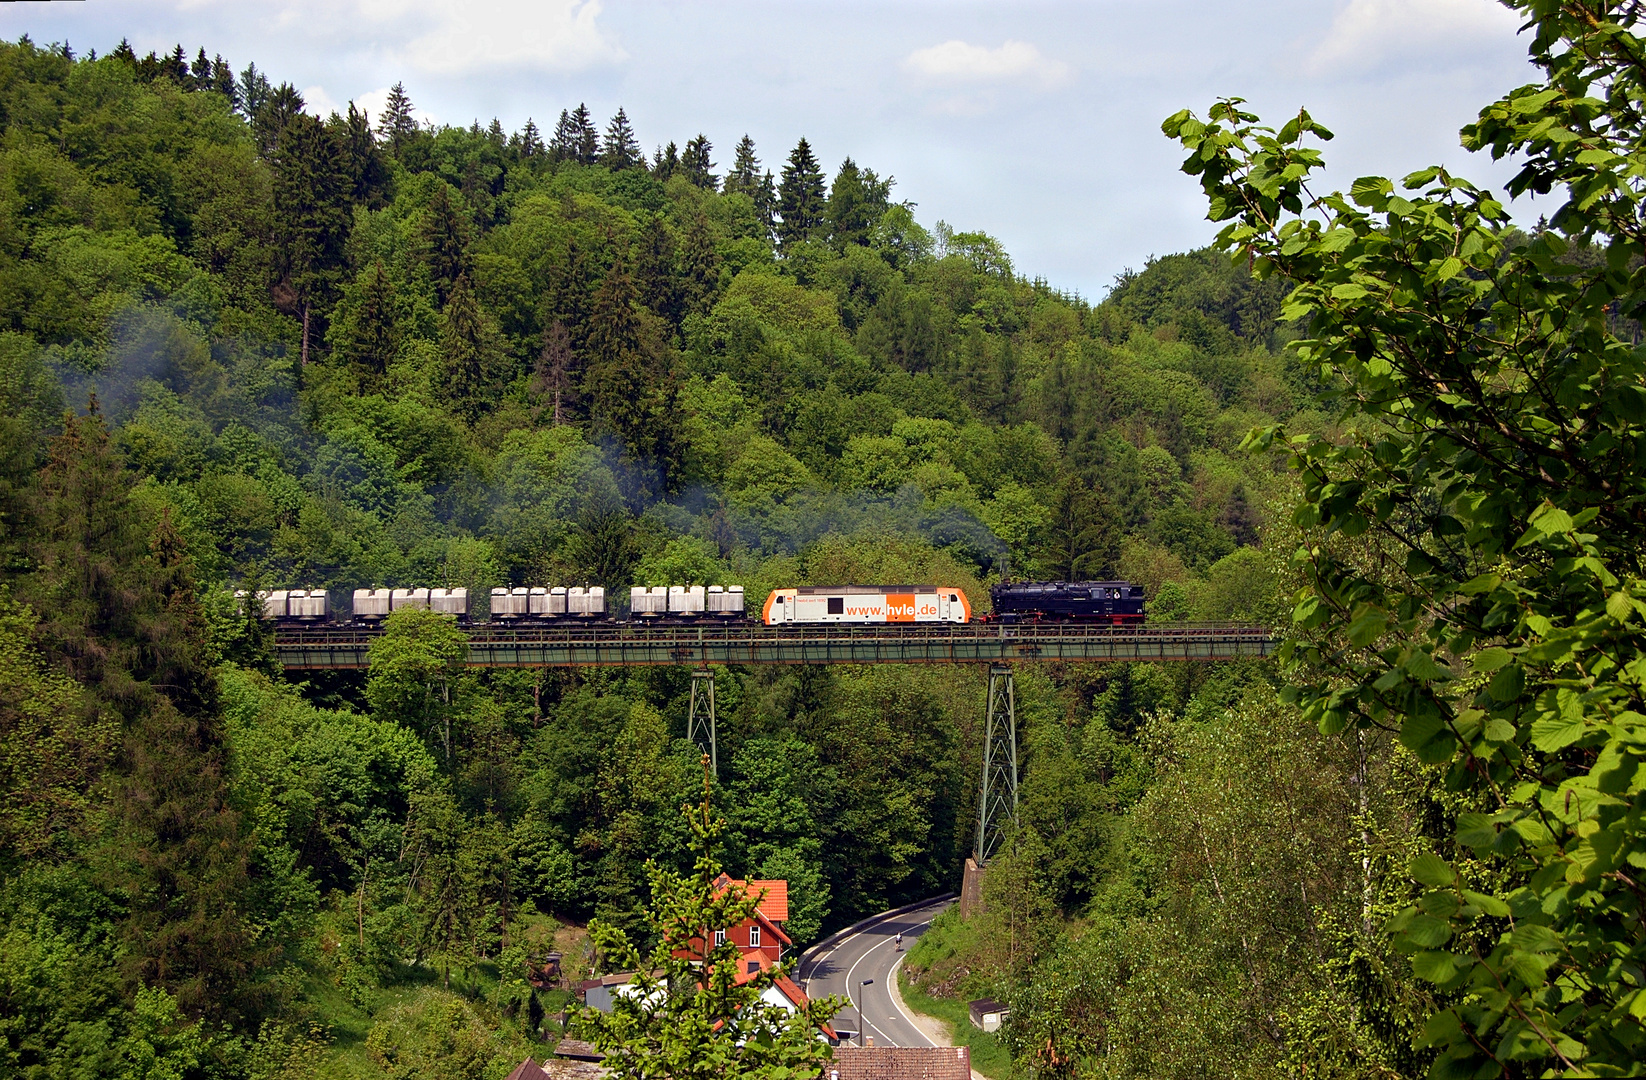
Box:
[272,621,1277,669]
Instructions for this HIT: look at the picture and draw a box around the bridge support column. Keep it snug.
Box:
[974,663,1018,865]
[687,668,717,774]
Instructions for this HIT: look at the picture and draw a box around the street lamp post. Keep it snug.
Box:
[859,979,874,1046]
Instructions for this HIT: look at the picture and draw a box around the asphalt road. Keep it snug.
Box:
[796,897,953,1048]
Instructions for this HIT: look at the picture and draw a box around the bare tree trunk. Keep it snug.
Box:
[358,857,368,948]
[301,301,311,368]
[1359,730,1372,937]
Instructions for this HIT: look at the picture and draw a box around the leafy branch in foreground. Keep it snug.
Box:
[578,758,843,1080]
[1164,2,1646,1074]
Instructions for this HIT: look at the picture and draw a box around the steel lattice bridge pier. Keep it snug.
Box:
[276,622,1274,866]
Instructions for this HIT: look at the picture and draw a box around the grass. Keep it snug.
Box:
[896,965,1011,1080]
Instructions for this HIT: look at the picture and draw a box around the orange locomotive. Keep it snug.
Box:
[762,585,971,625]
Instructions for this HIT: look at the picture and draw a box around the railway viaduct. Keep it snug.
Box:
[275,622,1276,867]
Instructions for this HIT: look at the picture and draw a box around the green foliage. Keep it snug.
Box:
[1164,4,1646,1072]
[0,30,1316,1080]
[366,607,470,765]
[579,771,842,1080]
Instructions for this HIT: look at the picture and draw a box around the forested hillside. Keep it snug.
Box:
[0,33,1351,1080]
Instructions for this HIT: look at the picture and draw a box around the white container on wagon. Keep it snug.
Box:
[568,586,605,616]
[492,587,528,618]
[390,588,431,611]
[288,589,329,620]
[430,588,468,617]
[353,589,392,620]
[669,585,706,615]
[631,586,668,616]
[706,585,745,616]
[546,587,567,615]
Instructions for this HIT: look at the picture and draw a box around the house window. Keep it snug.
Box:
[714,929,726,946]
[748,961,760,973]
[749,925,761,947]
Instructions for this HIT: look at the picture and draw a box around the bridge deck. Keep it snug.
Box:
[274,623,1275,669]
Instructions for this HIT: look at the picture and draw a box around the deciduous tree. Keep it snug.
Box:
[1164,4,1646,1071]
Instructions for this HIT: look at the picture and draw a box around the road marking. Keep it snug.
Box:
[845,935,898,1046]
[887,949,939,1047]
[798,900,947,987]
[811,903,946,1048]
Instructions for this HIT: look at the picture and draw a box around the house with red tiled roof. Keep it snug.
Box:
[671,874,836,1040]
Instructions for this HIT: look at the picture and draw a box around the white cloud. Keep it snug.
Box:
[351,85,437,129]
[301,84,340,118]
[902,39,1070,88]
[1307,0,1520,75]
[375,0,626,76]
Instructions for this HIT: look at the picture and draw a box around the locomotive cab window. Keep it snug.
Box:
[827,597,844,614]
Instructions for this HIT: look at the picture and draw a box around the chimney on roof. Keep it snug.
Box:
[866,1036,873,1047]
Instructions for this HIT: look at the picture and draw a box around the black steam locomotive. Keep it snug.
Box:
[986,580,1146,624]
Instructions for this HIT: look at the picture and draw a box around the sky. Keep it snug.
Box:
[3,0,1543,300]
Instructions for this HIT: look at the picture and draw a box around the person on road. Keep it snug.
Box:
[895,932,903,950]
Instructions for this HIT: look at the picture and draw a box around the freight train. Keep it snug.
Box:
[249,580,1146,627]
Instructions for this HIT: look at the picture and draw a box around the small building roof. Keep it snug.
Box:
[831,1046,972,1080]
[772,973,837,1042]
[503,1058,553,1080]
[552,1039,605,1062]
[713,873,789,923]
[967,998,1008,1025]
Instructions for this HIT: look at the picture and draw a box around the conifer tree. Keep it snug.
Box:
[167,44,189,82]
[532,321,576,425]
[376,81,418,155]
[332,102,391,208]
[826,157,893,249]
[550,109,580,163]
[418,184,471,306]
[1037,472,1119,580]
[272,113,351,366]
[339,260,398,379]
[584,253,657,454]
[635,216,681,325]
[755,170,777,239]
[112,509,269,1024]
[274,115,350,343]
[112,38,137,64]
[441,274,491,422]
[517,117,544,158]
[601,108,642,170]
[253,82,305,158]
[682,134,716,190]
[543,239,594,351]
[29,407,266,1023]
[29,403,148,690]
[488,117,506,146]
[210,54,235,103]
[678,208,722,318]
[235,62,269,118]
[776,138,826,250]
[653,141,680,180]
[573,103,600,165]
[724,134,761,196]
[191,48,212,90]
